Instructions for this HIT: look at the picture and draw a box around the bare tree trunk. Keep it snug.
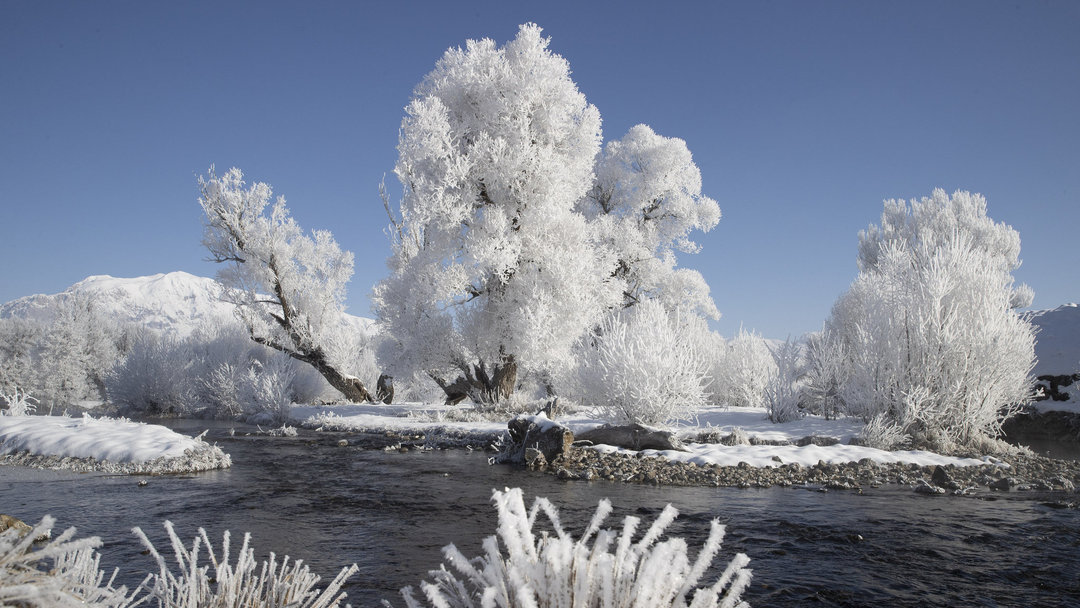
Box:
[252,336,373,403]
[306,353,374,403]
[432,355,517,406]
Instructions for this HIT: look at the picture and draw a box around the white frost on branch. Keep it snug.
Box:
[396,487,752,608]
[199,168,374,402]
[374,24,621,403]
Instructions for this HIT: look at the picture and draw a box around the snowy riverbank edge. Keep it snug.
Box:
[294,403,1080,494]
[0,415,231,474]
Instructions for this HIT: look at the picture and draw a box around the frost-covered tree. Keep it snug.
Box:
[822,190,1036,448]
[0,293,132,412]
[708,330,777,409]
[799,330,847,420]
[763,338,802,423]
[856,189,1033,309]
[584,124,721,318]
[576,300,711,426]
[199,167,374,403]
[374,24,621,405]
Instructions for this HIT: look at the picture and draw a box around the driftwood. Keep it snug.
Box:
[574,424,686,452]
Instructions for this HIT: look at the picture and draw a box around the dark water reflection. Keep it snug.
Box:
[1,420,1078,607]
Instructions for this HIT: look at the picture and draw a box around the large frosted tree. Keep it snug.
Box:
[374,24,622,405]
[822,189,1036,448]
[200,168,374,403]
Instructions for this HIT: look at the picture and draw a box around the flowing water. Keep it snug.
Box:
[1,420,1078,607]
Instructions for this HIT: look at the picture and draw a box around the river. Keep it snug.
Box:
[1,420,1077,607]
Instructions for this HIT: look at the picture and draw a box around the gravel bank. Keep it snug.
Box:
[527,445,1080,496]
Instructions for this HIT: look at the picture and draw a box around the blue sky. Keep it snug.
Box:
[2,0,1077,339]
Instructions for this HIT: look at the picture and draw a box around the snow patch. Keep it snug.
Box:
[0,414,230,473]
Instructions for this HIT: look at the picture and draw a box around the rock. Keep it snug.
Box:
[575,424,686,452]
[915,480,946,495]
[796,436,840,447]
[989,477,1016,491]
[0,514,32,536]
[931,466,952,487]
[524,447,547,468]
[503,414,574,464]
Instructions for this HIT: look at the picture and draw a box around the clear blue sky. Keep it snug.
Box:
[2,0,1077,339]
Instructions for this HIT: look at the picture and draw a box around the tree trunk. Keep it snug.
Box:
[376,374,395,404]
[318,364,373,404]
[433,355,517,406]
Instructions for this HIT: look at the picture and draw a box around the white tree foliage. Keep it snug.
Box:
[396,488,752,608]
[199,168,374,403]
[576,300,710,426]
[374,24,621,404]
[824,190,1036,448]
[0,293,133,412]
[708,331,777,409]
[584,124,721,319]
[763,338,802,423]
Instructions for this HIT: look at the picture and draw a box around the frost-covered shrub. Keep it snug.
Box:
[132,521,357,608]
[709,330,777,409]
[576,301,710,426]
[827,190,1036,447]
[0,294,136,412]
[763,339,802,423]
[0,515,134,608]
[106,333,200,416]
[0,385,38,416]
[396,488,752,608]
[799,330,848,420]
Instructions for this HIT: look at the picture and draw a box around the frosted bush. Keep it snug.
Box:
[709,330,776,409]
[763,339,802,423]
[827,190,1037,447]
[0,516,135,608]
[132,521,357,608]
[395,487,752,608]
[577,301,710,426]
[0,385,38,416]
[799,331,848,420]
[106,333,199,416]
[247,352,297,423]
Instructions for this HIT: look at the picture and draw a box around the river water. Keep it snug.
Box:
[1,420,1078,607]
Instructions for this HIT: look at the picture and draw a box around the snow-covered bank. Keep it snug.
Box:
[593,442,992,469]
[294,403,993,469]
[0,415,231,474]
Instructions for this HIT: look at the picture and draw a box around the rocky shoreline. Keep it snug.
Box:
[523,445,1080,499]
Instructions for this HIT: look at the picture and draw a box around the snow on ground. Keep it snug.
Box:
[291,403,990,468]
[593,442,992,469]
[0,414,231,473]
[1027,303,1080,414]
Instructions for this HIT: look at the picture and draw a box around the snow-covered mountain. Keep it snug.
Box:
[0,271,375,339]
[1026,303,1080,377]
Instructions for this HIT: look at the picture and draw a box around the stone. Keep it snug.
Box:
[0,514,32,536]
[575,424,686,452]
[989,477,1016,491]
[914,479,946,495]
[524,447,547,469]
